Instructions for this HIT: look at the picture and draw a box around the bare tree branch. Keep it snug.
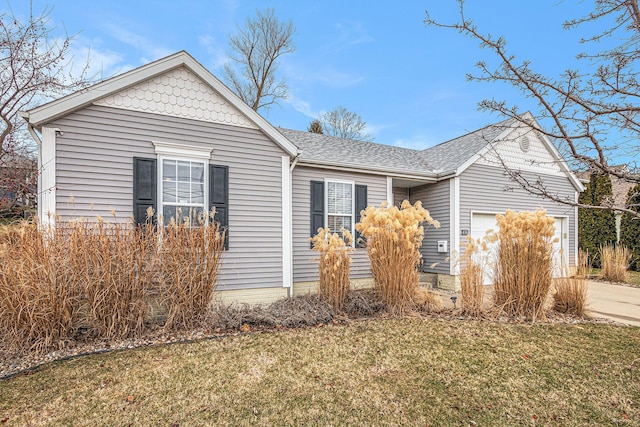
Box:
[222,8,295,112]
[318,106,373,141]
[425,0,640,217]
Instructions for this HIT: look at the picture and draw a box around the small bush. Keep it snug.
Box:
[413,288,443,312]
[491,210,555,319]
[212,295,334,330]
[342,289,386,317]
[459,237,485,317]
[159,211,225,330]
[356,200,439,313]
[310,227,353,310]
[600,244,631,283]
[553,263,588,316]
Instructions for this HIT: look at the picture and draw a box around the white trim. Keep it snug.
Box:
[152,140,212,160]
[156,156,208,223]
[324,178,356,247]
[453,114,584,192]
[449,177,460,275]
[25,51,299,157]
[574,191,579,267]
[40,127,58,227]
[282,156,292,289]
[386,177,393,205]
[297,160,437,182]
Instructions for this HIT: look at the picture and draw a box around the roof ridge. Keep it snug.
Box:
[421,116,515,152]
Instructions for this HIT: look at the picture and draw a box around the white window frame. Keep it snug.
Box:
[324,178,355,245]
[152,141,212,225]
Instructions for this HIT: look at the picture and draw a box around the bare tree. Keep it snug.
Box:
[425,0,640,217]
[307,119,323,134]
[223,8,295,112]
[319,106,373,141]
[0,2,89,218]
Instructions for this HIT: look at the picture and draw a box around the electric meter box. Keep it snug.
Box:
[437,240,448,253]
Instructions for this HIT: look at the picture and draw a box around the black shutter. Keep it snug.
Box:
[133,157,157,225]
[355,184,368,248]
[310,180,325,248]
[210,164,229,249]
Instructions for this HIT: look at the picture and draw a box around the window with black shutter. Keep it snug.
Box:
[133,157,157,225]
[210,164,229,249]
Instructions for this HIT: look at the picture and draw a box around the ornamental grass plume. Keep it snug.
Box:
[311,227,354,310]
[553,255,588,316]
[459,236,485,317]
[356,200,439,313]
[600,244,631,283]
[490,209,556,320]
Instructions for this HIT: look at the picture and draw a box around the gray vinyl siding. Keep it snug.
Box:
[459,163,577,265]
[47,104,287,290]
[292,166,387,283]
[392,187,409,207]
[409,181,451,274]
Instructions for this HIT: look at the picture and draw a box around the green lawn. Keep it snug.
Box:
[1,318,638,426]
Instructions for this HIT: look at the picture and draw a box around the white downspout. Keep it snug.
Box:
[287,152,301,297]
[26,123,43,223]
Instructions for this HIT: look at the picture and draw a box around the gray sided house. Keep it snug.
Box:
[21,51,584,303]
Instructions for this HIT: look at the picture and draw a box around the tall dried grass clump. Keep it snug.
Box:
[356,200,439,313]
[0,224,83,353]
[459,237,485,317]
[159,210,225,330]
[600,244,631,283]
[311,227,353,310]
[576,249,591,277]
[79,214,156,339]
[0,209,225,352]
[491,209,556,319]
[553,256,588,316]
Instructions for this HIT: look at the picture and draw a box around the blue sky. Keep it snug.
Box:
[7,1,607,150]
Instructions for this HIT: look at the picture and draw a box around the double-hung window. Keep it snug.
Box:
[160,158,206,223]
[325,180,354,234]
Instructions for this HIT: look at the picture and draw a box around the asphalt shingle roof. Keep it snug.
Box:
[278,128,436,176]
[279,117,517,177]
[419,117,516,172]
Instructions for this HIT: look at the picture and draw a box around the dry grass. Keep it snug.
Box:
[459,237,485,317]
[356,200,439,313]
[600,244,631,283]
[0,224,83,354]
[576,249,591,277]
[0,211,225,352]
[310,228,353,310]
[158,213,225,330]
[491,210,555,320]
[1,318,638,426]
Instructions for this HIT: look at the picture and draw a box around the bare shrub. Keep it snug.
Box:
[212,295,333,330]
[600,245,630,283]
[0,224,82,353]
[310,227,353,310]
[459,237,485,317]
[159,211,225,330]
[491,210,555,320]
[356,200,439,314]
[342,289,386,317]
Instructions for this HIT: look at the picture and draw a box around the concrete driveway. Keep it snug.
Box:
[586,281,640,326]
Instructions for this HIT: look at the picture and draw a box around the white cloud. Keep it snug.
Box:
[326,21,374,54]
[286,93,320,119]
[198,34,230,71]
[101,23,174,63]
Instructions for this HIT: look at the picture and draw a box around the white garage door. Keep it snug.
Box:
[470,213,568,284]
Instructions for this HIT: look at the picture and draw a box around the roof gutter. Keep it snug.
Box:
[296,159,438,182]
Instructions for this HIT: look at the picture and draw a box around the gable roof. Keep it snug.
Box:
[279,128,438,180]
[419,117,516,172]
[20,51,299,157]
